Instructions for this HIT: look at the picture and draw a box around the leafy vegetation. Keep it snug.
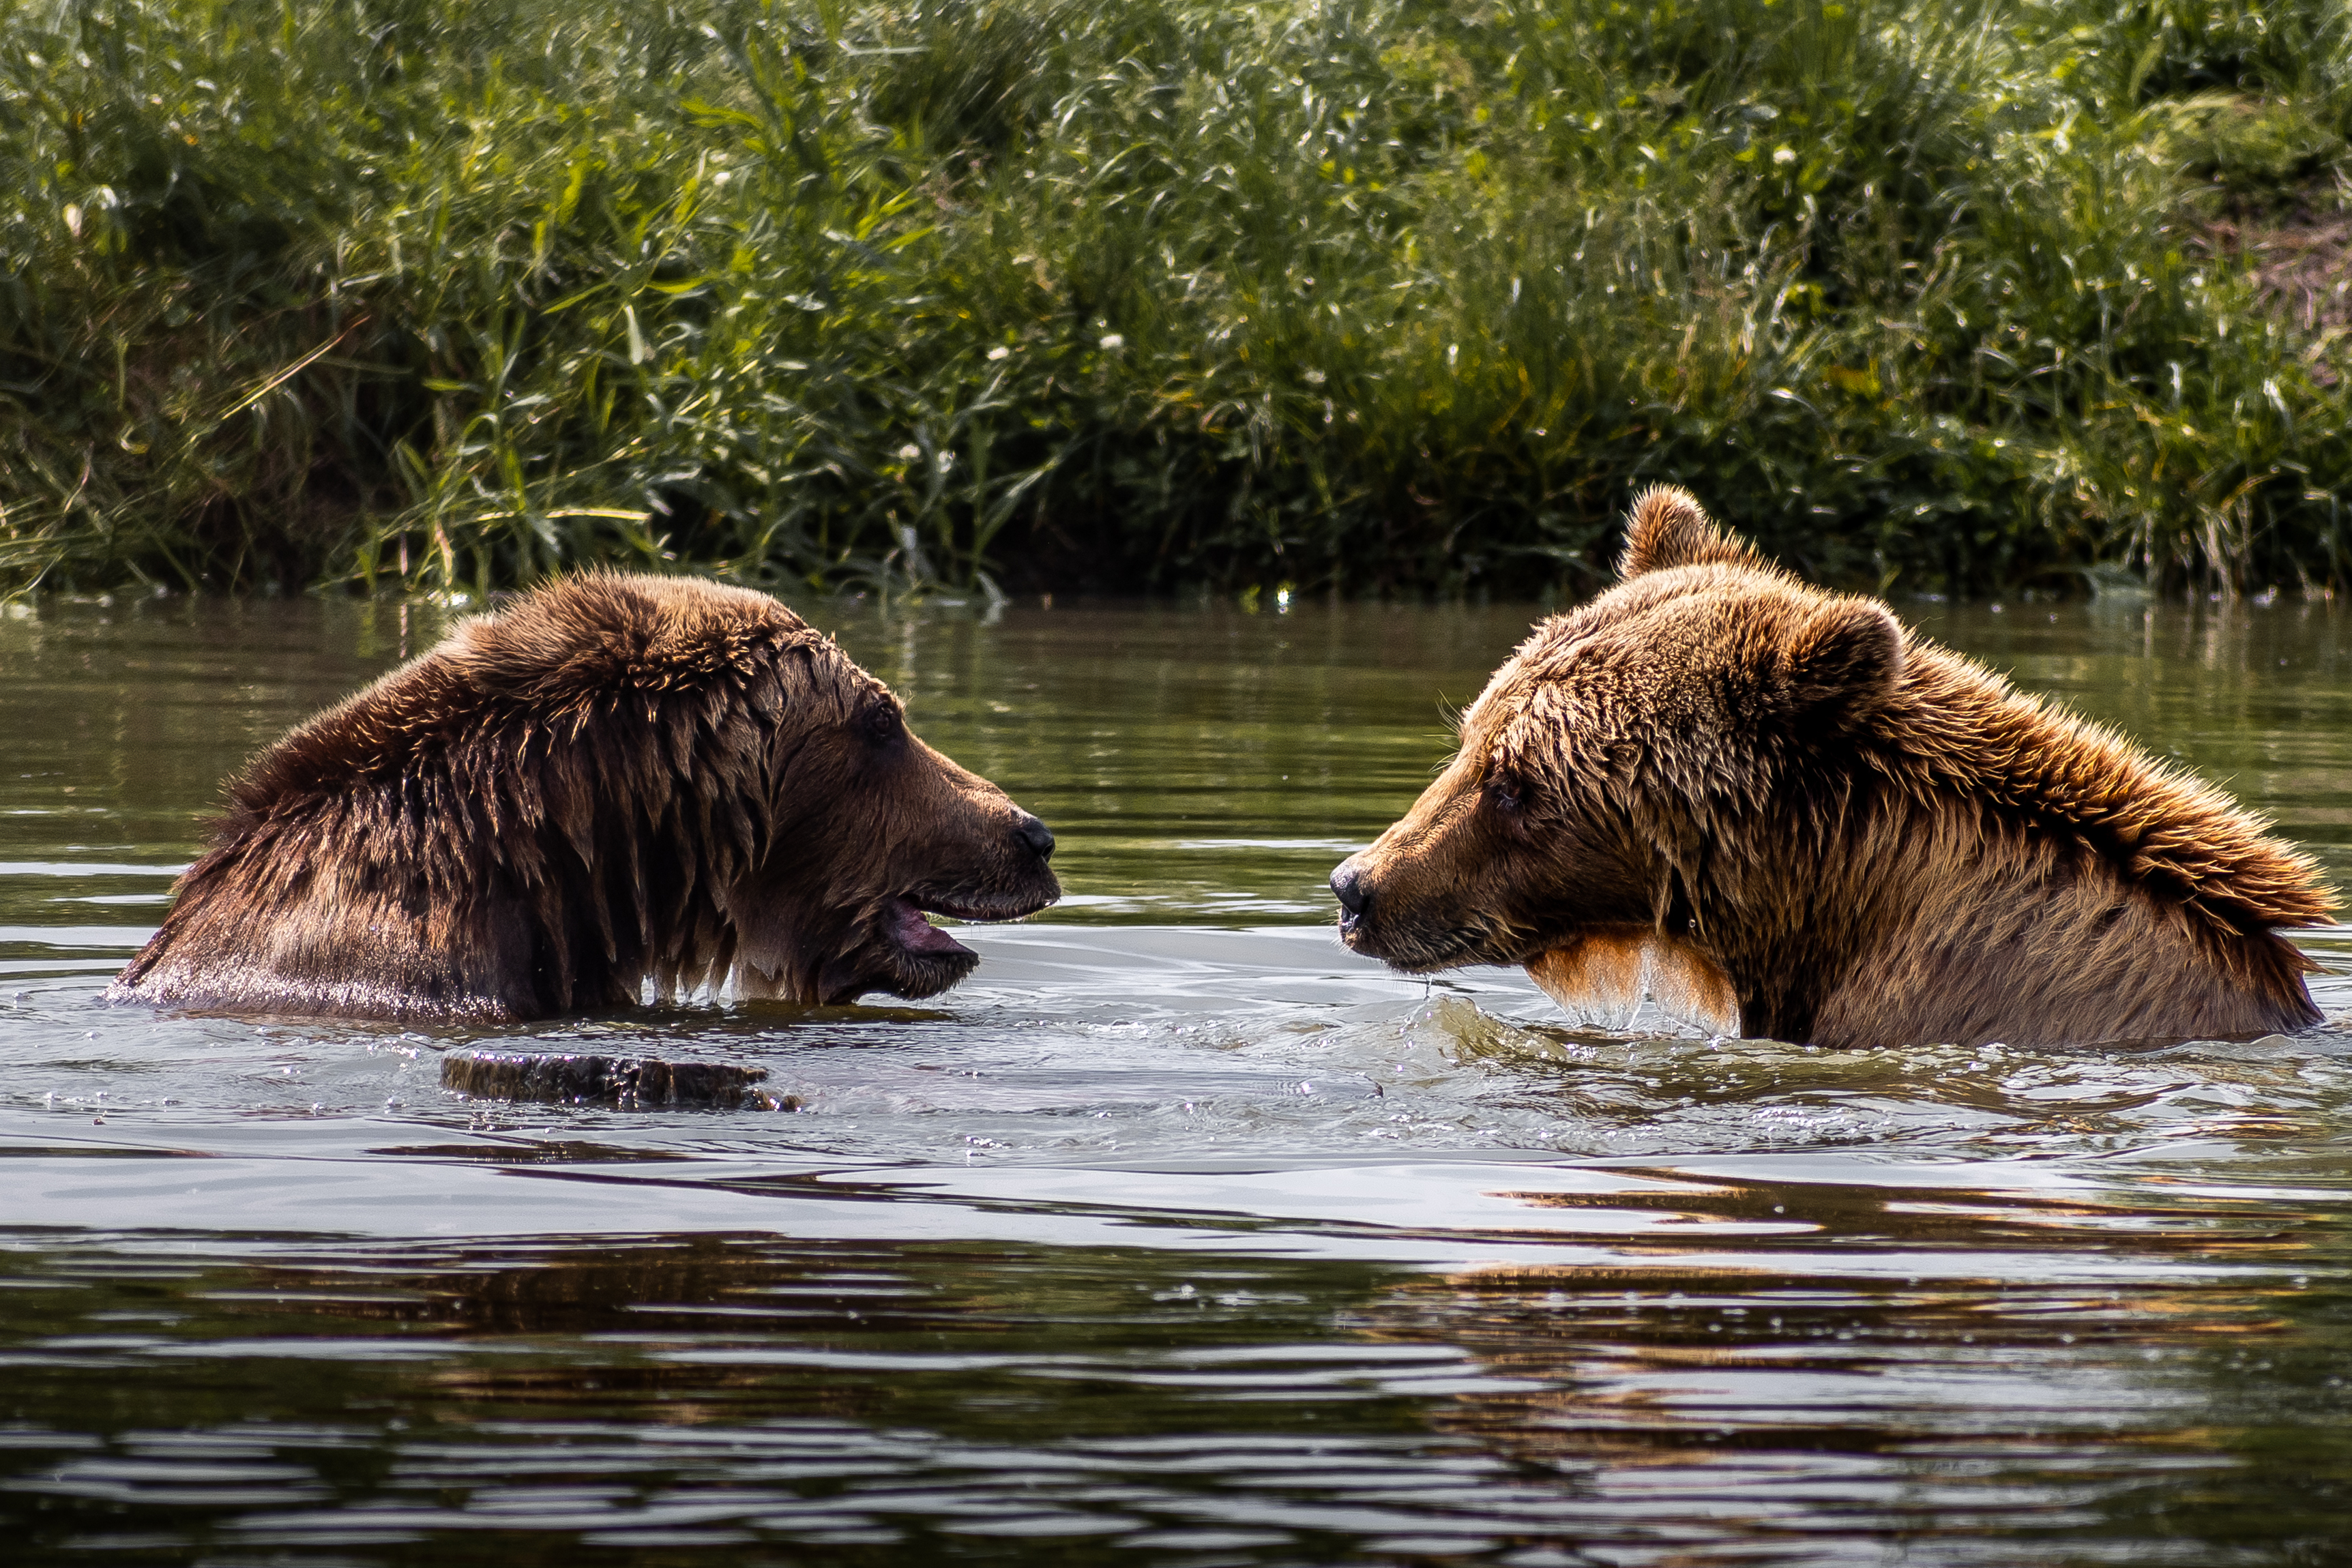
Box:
[5,0,2352,599]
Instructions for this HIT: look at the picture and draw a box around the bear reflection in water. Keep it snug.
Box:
[110,573,1060,1022]
[1332,486,2337,1050]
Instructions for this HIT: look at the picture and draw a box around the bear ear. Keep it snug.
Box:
[1778,598,1906,718]
[1618,486,1763,579]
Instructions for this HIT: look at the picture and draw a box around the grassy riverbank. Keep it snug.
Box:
[5,0,2351,599]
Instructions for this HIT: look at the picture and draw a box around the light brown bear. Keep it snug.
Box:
[1330,488,2336,1048]
[110,573,1059,1021]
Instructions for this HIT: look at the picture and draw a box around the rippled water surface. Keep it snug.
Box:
[5,590,2352,1565]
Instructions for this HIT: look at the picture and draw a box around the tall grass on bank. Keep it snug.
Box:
[5,0,2352,599]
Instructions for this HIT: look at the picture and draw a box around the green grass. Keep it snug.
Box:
[5,0,2352,600]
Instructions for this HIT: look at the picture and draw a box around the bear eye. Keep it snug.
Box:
[1488,774,1525,814]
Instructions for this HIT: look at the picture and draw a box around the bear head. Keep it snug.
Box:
[720,645,1065,1005]
[436,574,1065,1010]
[1329,485,1901,982]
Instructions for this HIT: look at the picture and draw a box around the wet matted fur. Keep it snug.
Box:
[1330,487,2336,1048]
[111,573,1059,1021]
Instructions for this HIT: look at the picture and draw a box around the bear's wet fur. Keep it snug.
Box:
[111,572,1059,1021]
[1334,487,2336,1048]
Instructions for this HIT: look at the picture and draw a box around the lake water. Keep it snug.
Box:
[4,589,2352,1564]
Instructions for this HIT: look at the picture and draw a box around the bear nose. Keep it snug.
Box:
[1013,812,1055,863]
[1329,860,1369,917]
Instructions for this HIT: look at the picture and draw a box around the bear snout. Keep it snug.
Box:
[1012,811,1055,863]
[1329,859,1370,932]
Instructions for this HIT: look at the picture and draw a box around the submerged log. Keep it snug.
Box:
[441,1050,797,1110]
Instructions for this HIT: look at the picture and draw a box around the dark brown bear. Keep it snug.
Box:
[110,573,1059,1021]
[1330,487,2336,1048]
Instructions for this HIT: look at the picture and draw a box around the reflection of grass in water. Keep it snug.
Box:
[8,0,2352,599]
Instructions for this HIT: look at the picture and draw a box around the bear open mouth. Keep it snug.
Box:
[883,889,1057,962]
[830,880,1061,1005]
[885,896,977,959]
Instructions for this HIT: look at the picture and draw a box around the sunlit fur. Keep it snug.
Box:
[1337,486,2336,1049]
[1524,929,1740,1036]
[110,573,1059,1021]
